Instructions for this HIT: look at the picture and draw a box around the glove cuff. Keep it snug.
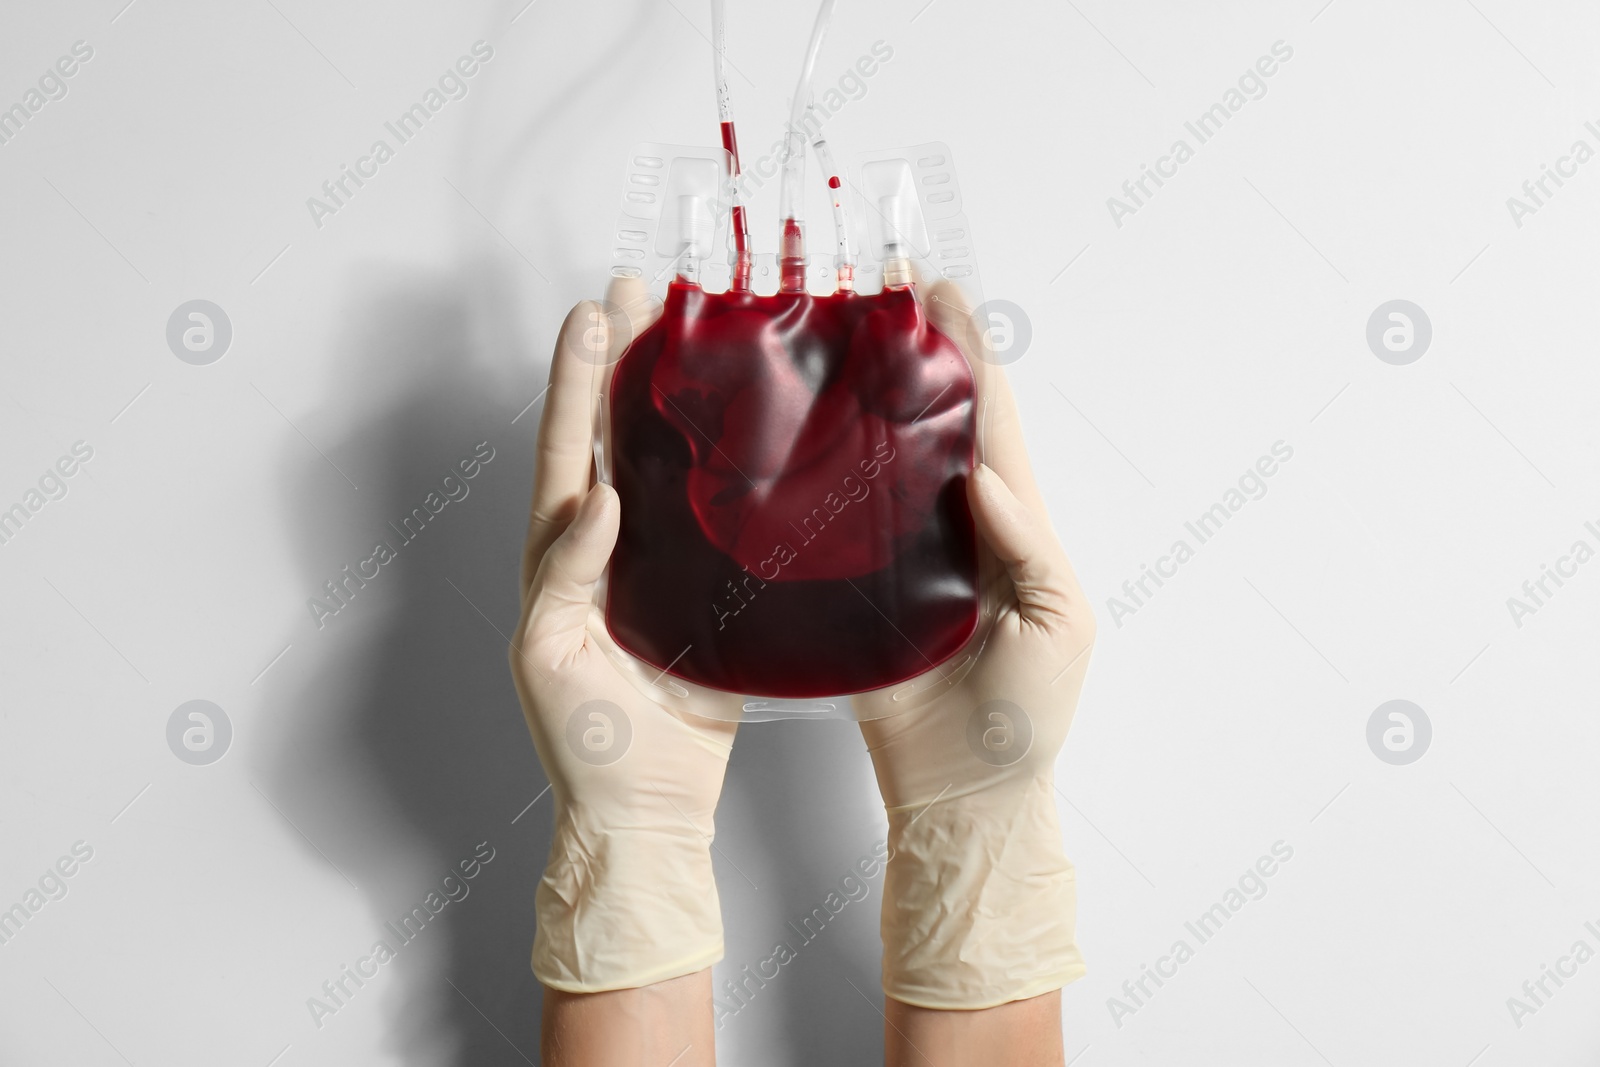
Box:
[533,815,724,992]
[879,775,1084,1009]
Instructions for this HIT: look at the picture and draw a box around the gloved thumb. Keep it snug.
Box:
[967,463,1077,629]
[525,483,619,653]
[921,279,974,350]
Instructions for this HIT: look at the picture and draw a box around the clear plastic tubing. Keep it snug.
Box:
[710,0,753,291]
[806,103,854,292]
[778,0,838,292]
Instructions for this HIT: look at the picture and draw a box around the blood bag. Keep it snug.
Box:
[605,277,977,700]
[589,3,995,717]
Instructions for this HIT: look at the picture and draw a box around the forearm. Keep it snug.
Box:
[542,968,716,1067]
[883,991,1063,1067]
[878,775,1084,1007]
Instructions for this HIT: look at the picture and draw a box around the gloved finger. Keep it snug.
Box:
[590,273,664,460]
[922,280,1049,521]
[605,273,663,354]
[967,463,1088,633]
[522,301,609,597]
[523,483,621,665]
[524,276,666,600]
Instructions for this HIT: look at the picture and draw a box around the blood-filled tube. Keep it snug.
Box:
[710,0,752,291]
[806,104,854,292]
[777,0,838,292]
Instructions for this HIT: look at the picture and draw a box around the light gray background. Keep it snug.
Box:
[2,0,1597,1064]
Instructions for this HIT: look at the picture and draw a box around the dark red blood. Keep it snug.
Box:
[606,281,978,697]
[779,218,806,291]
[719,121,752,289]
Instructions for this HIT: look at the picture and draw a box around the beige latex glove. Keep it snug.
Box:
[510,279,739,993]
[855,282,1097,1010]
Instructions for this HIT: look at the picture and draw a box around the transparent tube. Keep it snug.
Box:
[777,0,838,291]
[806,104,854,292]
[710,0,752,290]
[710,0,733,120]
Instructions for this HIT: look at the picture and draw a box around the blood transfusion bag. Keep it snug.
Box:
[607,279,977,699]
[594,1,991,712]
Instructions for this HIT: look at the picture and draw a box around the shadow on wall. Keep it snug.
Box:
[251,260,889,1067]
[247,0,653,1056]
[714,717,889,1067]
[251,0,893,1057]
[258,256,555,1066]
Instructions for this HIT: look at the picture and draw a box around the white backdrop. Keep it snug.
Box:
[2,0,1598,1064]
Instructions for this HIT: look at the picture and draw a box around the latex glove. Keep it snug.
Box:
[855,282,1097,1010]
[510,278,739,993]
